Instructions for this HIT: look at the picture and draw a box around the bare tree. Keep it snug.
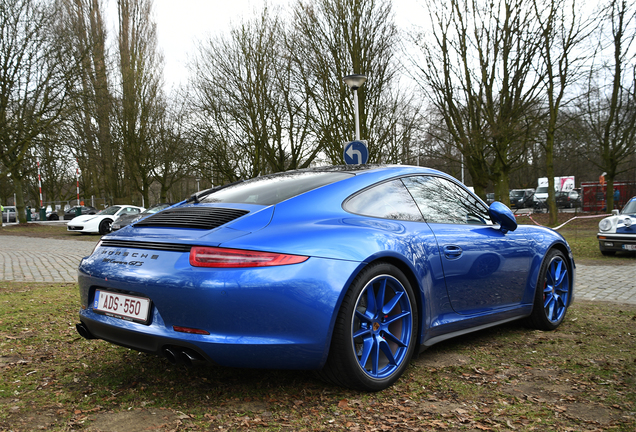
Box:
[291,0,420,165]
[581,0,636,211]
[0,0,78,222]
[191,6,323,183]
[117,0,163,205]
[412,0,544,201]
[151,94,193,202]
[193,8,289,179]
[533,0,591,224]
[60,0,118,204]
[35,127,76,207]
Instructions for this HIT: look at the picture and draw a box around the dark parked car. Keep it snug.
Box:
[486,193,495,204]
[555,191,581,208]
[509,189,535,209]
[111,203,173,231]
[64,206,97,220]
[76,165,575,391]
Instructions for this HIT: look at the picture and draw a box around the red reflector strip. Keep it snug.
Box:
[173,326,209,335]
[189,246,308,268]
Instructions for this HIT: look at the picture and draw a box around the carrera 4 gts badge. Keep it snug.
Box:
[102,258,145,266]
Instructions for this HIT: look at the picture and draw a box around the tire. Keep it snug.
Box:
[49,214,59,221]
[98,219,112,235]
[318,262,418,391]
[527,249,571,331]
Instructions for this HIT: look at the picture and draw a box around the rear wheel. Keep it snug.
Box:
[527,249,571,330]
[98,219,112,235]
[319,262,418,391]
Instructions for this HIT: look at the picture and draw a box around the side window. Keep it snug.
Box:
[401,176,491,225]
[344,179,423,222]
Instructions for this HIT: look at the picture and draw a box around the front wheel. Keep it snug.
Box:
[527,249,571,330]
[319,262,418,391]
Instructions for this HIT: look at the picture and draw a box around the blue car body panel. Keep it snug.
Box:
[77,165,575,373]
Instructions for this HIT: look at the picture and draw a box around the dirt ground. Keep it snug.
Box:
[2,301,635,431]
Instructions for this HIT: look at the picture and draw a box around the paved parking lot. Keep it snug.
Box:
[0,236,96,283]
[0,235,634,304]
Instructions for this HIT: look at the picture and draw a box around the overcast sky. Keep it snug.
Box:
[144,0,422,90]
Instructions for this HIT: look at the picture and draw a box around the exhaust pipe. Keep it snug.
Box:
[76,322,95,340]
[181,349,205,367]
[162,346,205,367]
[162,346,182,365]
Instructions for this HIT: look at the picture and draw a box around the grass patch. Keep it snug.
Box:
[1,281,634,431]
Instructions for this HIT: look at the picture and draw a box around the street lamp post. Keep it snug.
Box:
[196,178,201,192]
[343,74,367,140]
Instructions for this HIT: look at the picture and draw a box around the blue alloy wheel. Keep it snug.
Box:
[543,255,570,324]
[319,262,418,391]
[528,249,571,330]
[352,275,413,379]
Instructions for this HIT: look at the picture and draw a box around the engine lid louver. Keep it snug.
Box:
[133,207,249,230]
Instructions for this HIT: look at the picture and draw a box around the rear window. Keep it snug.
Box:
[201,171,353,206]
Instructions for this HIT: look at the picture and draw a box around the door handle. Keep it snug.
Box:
[443,245,462,259]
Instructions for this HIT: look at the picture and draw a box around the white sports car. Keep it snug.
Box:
[67,205,145,235]
[597,196,636,255]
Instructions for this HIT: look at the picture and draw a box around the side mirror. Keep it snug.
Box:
[611,209,619,216]
[488,201,518,234]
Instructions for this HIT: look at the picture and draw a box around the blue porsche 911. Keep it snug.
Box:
[76,165,575,391]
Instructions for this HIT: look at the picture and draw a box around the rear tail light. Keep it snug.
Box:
[189,246,308,268]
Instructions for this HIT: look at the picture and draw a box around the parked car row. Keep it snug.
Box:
[3,204,172,229]
[485,189,582,211]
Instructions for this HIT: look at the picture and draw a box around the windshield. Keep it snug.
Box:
[622,199,636,215]
[97,206,121,216]
[536,187,548,194]
[201,171,353,206]
[510,190,525,197]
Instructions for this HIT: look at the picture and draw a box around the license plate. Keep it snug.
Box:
[93,290,151,323]
[623,244,636,251]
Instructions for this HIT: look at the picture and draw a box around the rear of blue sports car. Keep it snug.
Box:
[77,170,363,370]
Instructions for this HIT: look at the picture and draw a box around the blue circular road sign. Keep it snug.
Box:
[344,140,369,165]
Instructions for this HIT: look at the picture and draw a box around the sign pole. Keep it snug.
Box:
[342,74,368,165]
[37,160,43,208]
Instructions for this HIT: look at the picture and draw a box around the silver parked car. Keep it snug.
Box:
[2,206,17,223]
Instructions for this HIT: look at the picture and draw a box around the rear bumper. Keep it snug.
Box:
[77,253,362,370]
